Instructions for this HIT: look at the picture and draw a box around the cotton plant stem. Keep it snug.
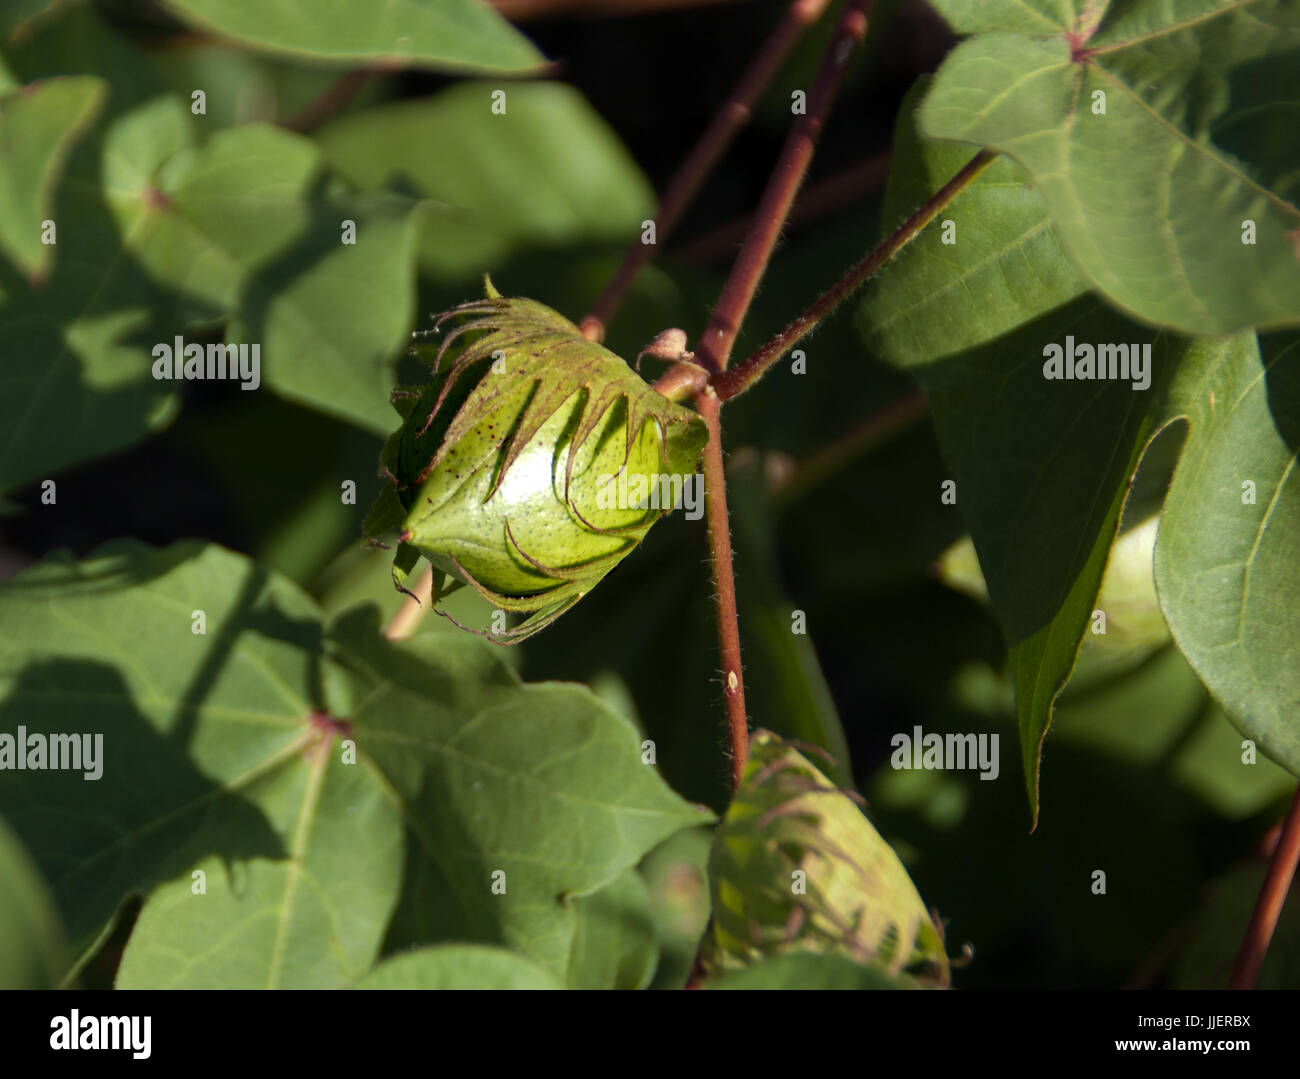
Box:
[1228,785,1300,989]
[696,388,749,791]
[714,148,995,402]
[579,0,832,342]
[693,0,874,373]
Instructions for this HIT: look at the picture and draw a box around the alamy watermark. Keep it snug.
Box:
[0,726,103,780]
[890,725,999,781]
[595,470,704,521]
[1042,337,1151,391]
[152,336,260,390]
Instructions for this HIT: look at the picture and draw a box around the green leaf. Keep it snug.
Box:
[567,868,659,990]
[705,731,949,983]
[161,0,544,74]
[0,815,66,989]
[317,82,654,284]
[132,123,427,434]
[704,950,914,990]
[859,77,1087,364]
[0,541,709,987]
[0,75,104,279]
[922,0,1300,334]
[0,10,191,493]
[1156,331,1300,776]
[890,298,1173,820]
[355,944,563,989]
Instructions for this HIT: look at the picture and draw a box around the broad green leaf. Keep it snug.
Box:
[336,607,711,979]
[131,123,427,434]
[859,77,1087,364]
[316,82,653,284]
[704,951,914,989]
[161,0,544,74]
[355,944,563,989]
[0,541,708,987]
[0,815,66,989]
[1156,331,1300,776]
[0,75,104,278]
[705,731,949,983]
[922,0,1300,334]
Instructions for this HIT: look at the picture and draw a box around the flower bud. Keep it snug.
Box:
[365,279,708,643]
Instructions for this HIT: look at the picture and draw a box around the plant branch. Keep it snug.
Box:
[580,0,832,342]
[714,148,995,401]
[694,0,875,373]
[1228,785,1300,989]
[696,387,749,791]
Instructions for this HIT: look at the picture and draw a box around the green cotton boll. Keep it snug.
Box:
[365,279,708,643]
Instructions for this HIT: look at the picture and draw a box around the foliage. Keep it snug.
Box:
[1,0,1296,991]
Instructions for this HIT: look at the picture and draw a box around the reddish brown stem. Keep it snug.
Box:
[696,388,748,790]
[1228,785,1300,989]
[715,148,995,402]
[580,0,832,342]
[694,0,874,373]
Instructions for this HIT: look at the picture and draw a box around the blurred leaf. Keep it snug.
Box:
[0,0,78,44]
[0,541,708,987]
[0,75,104,278]
[859,77,1086,364]
[923,0,1300,334]
[728,453,852,784]
[1170,860,1300,988]
[161,0,544,74]
[0,814,66,988]
[640,826,711,990]
[356,944,562,988]
[317,82,653,285]
[567,868,658,990]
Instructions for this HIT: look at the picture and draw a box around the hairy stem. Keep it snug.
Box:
[715,148,995,401]
[696,388,749,790]
[694,0,875,373]
[1228,785,1300,989]
[580,0,831,342]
